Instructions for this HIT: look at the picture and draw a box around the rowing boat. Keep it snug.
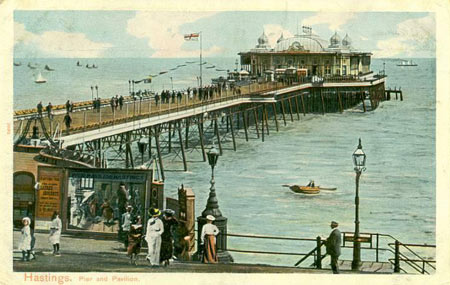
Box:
[282,184,337,194]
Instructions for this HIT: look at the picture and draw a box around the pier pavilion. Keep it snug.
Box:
[239,30,371,77]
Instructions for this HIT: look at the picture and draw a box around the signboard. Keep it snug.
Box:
[36,168,62,218]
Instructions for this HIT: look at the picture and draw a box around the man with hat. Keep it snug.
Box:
[121,205,133,250]
[325,221,342,274]
[160,209,178,266]
[145,208,164,266]
[200,215,220,263]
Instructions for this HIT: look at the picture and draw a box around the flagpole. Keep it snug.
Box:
[200,31,202,90]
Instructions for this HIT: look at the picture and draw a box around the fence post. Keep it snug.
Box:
[316,236,322,269]
[394,240,400,273]
[376,234,379,262]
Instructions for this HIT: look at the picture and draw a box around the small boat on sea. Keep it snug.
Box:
[206,65,216,69]
[216,68,226,72]
[185,61,196,64]
[86,64,93,69]
[14,62,22,66]
[159,71,168,75]
[77,61,82,66]
[44,65,55,71]
[397,60,417,66]
[28,63,37,69]
[35,72,47,84]
[92,64,98,69]
[282,183,337,195]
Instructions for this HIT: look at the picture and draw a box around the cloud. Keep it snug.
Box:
[14,22,113,58]
[373,15,435,58]
[302,12,356,31]
[126,11,222,58]
[263,24,294,48]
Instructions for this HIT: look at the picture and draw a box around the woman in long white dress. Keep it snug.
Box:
[49,211,62,255]
[18,217,32,261]
[145,208,164,266]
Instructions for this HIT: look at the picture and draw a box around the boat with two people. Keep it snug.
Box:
[283,180,337,195]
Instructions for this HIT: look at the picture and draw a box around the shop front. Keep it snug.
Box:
[35,166,164,236]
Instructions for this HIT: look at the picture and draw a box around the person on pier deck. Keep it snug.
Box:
[145,208,164,266]
[326,221,341,274]
[201,215,219,263]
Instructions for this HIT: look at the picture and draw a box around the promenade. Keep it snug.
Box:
[12,231,389,273]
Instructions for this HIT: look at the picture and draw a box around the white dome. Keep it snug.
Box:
[274,33,327,53]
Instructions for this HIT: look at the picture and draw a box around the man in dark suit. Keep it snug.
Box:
[326,221,341,274]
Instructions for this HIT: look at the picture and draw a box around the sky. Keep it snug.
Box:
[13,11,435,59]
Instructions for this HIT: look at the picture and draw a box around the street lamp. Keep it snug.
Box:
[196,144,232,262]
[90,86,94,101]
[203,145,221,216]
[95,85,98,99]
[351,138,366,271]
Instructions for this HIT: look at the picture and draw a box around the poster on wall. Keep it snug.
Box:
[36,167,62,219]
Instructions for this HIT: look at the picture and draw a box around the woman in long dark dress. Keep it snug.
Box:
[159,209,178,266]
[127,216,143,265]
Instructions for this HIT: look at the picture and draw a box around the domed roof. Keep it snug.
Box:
[274,33,328,53]
[258,31,269,45]
[330,32,341,46]
[342,33,352,46]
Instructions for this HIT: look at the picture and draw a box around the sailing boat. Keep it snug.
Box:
[35,72,47,84]
[28,62,37,69]
[44,65,55,71]
[77,61,82,67]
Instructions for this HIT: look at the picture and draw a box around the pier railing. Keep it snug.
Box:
[220,231,435,274]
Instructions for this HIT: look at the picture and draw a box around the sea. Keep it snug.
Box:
[13,57,436,266]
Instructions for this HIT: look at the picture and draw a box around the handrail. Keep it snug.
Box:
[226,232,317,242]
[294,245,320,266]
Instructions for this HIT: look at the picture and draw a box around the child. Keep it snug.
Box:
[127,216,143,265]
[18,217,32,261]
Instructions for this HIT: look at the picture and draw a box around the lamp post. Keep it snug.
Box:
[90,86,94,101]
[95,85,98,99]
[351,138,366,271]
[196,145,233,262]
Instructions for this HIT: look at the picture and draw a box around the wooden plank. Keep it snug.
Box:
[177,120,187,171]
[272,102,279,132]
[214,118,223,155]
[198,120,206,161]
[229,112,237,151]
[253,108,260,138]
[242,111,249,141]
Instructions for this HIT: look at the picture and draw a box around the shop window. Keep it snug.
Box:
[67,171,147,233]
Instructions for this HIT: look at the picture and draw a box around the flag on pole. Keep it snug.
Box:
[184,33,200,41]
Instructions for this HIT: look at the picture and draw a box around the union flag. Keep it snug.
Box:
[184,33,200,41]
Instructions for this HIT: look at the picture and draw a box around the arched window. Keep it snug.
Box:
[13,172,36,227]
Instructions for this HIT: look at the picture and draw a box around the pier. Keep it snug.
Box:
[14,74,388,179]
